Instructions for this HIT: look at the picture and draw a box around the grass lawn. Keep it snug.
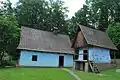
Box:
[72,68,120,80]
[1,67,120,80]
[0,68,75,80]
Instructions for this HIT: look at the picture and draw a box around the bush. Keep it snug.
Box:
[0,52,16,67]
[0,14,20,67]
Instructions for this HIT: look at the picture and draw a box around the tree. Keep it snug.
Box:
[15,0,47,28]
[0,14,20,67]
[68,5,93,39]
[70,0,120,32]
[68,0,120,39]
[107,23,120,58]
[73,5,90,27]
[85,0,110,31]
[107,23,120,49]
[15,0,68,34]
[47,0,68,34]
[0,0,13,15]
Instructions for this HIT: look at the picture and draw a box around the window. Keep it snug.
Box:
[74,54,79,60]
[32,55,37,61]
[83,54,88,60]
[83,50,88,53]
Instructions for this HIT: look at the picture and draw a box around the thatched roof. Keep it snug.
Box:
[72,25,117,50]
[17,26,74,54]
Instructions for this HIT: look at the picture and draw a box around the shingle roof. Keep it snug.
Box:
[73,25,117,50]
[17,26,74,54]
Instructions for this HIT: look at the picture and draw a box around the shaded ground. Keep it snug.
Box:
[0,68,75,80]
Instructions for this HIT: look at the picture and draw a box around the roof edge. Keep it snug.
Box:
[17,48,75,54]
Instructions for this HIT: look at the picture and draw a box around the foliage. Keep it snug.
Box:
[0,14,20,67]
[86,0,120,31]
[15,0,68,34]
[0,52,15,67]
[0,0,13,15]
[68,5,94,39]
[107,23,120,58]
[69,0,120,39]
[107,23,120,49]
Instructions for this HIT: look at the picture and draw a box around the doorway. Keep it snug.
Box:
[59,56,64,67]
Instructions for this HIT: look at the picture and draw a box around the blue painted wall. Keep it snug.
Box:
[19,50,73,67]
[89,47,111,63]
[78,47,111,63]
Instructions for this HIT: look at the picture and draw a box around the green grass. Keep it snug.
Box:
[1,67,120,80]
[0,68,75,80]
[71,68,120,80]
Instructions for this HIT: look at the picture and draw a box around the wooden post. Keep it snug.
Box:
[80,62,83,71]
[85,62,89,72]
[85,49,89,72]
[73,61,76,70]
[87,49,89,72]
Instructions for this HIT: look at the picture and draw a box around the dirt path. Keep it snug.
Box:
[62,68,81,80]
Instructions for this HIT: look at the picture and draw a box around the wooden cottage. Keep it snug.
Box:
[17,26,74,67]
[72,25,117,73]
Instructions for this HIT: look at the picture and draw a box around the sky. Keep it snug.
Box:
[0,0,85,18]
[63,0,85,18]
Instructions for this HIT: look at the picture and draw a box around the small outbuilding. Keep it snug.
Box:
[72,25,117,73]
[17,26,74,67]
